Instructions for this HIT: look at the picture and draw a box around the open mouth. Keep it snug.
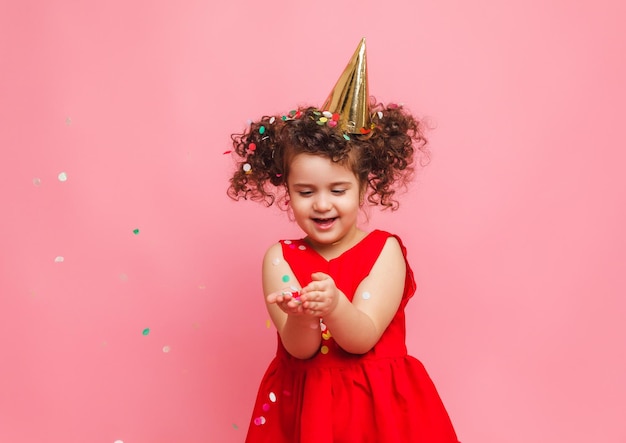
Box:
[312,217,337,227]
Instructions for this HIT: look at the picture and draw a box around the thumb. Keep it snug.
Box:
[310,272,330,281]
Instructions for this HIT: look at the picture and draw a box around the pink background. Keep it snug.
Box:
[2,1,625,442]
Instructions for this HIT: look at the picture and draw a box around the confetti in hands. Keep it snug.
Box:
[298,272,341,318]
[266,287,306,316]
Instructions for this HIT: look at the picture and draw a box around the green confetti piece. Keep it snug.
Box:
[232,423,239,430]
[142,328,150,336]
[343,134,351,141]
[282,275,290,283]
[133,228,140,235]
[259,125,266,134]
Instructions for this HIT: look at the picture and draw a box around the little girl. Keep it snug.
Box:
[227,39,459,443]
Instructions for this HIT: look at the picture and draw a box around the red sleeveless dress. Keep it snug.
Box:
[245,230,459,443]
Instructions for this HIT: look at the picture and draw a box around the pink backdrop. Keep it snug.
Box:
[2,1,625,442]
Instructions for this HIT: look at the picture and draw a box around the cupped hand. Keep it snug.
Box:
[299,272,341,317]
[266,288,306,316]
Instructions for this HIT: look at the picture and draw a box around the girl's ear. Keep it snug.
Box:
[359,185,367,206]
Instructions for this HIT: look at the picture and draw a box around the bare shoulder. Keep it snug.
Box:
[379,235,404,262]
[369,235,406,280]
[262,241,284,265]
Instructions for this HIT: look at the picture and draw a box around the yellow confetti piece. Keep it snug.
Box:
[266,319,271,329]
[320,345,329,354]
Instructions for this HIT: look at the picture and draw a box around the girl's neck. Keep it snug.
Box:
[304,227,368,261]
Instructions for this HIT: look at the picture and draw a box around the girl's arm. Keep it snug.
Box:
[262,242,322,359]
[301,237,406,354]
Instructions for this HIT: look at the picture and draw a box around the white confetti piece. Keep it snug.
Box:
[33,178,41,186]
[362,291,371,300]
[54,256,64,263]
[163,345,171,353]
[57,172,68,182]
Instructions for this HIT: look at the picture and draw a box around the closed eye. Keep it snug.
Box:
[331,189,346,195]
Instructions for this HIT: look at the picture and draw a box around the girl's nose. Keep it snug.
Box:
[313,194,332,212]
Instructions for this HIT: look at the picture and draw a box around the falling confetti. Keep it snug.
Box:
[281,275,290,283]
[320,345,329,354]
[57,172,68,182]
[253,416,266,426]
[163,345,171,353]
[232,423,239,430]
[119,273,128,282]
[266,319,271,329]
[65,117,72,125]
[142,328,150,336]
[132,228,140,235]
[54,256,64,263]
[33,178,41,186]
[198,284,206,290]
[362,291,371,300]
[269,392,277,402]
[271,258,280,266]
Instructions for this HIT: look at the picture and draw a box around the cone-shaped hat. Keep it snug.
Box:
[321,38,370,134]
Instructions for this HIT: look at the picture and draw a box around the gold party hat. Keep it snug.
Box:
[321,38,370,134]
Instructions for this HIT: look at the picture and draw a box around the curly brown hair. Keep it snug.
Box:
[227,100,429,210]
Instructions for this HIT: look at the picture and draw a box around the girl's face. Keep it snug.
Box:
[287,153,362,252]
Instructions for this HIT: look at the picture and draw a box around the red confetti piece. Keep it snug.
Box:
[360,128,371,134]
[248,143,256,151]
[223,150,232,154]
